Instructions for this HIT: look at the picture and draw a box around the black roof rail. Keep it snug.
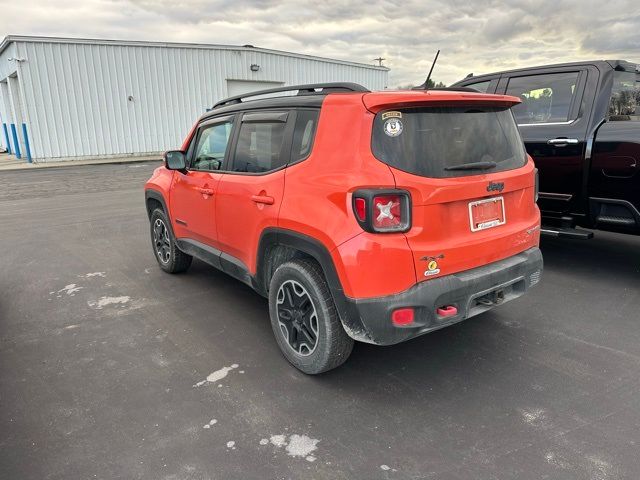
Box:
[436,86,481,93]
[419,86,481,93]
[212,82,369,109]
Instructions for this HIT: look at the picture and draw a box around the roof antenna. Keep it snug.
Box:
[413,50,440,90]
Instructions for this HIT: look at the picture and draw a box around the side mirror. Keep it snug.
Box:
[164,150,186,171]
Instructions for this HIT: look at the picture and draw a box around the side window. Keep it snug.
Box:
[466,80,491,93]
[231,115,288,173]
[290,110,319,162]
[192,121,233,171]
[609,71,640,121]
[506,72,580,125]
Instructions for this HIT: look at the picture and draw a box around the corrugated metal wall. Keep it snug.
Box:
[3,39,388,161]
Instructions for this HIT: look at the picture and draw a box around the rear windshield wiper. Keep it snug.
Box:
[444,161,497,171]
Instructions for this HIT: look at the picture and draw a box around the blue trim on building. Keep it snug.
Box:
[21,123,32,162]
[10,123,21,159]
[2,123,10,154]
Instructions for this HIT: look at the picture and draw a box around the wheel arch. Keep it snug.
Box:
[256,228,371,342]
[145,189,169,219]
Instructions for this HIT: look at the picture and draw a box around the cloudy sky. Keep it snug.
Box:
[1,0,638,86]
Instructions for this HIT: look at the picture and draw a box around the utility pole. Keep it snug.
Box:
[373,57,385,67]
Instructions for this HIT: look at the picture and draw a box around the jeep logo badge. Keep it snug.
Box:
[487,181,504,192]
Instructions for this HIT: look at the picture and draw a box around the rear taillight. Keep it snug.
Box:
[352,189,411,233]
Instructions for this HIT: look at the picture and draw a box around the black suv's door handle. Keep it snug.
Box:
[547,138,579,146]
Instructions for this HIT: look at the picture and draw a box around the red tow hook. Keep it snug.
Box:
[437,305,458,317]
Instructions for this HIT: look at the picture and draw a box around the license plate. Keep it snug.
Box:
[469,196,506,232]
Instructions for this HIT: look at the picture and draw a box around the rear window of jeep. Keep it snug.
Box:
[371,106,526,178]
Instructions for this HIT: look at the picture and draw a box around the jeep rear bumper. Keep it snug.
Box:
[340,247,543,345]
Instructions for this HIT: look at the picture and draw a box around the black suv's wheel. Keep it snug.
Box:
[268,259,354,374]
[150,208,192,273]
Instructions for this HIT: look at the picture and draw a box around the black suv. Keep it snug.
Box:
[454,60,640,238]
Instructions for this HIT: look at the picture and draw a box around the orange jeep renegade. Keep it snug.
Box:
[145,83,543,374]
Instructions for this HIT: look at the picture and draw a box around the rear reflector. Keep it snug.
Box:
[354,197,367,222]
[391,308,415,326]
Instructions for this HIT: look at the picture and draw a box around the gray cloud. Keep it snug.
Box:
[1,0,638,86]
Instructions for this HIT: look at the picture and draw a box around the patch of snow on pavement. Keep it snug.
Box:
[285,434,319,458]
[194,364,239,387]
[88,296,131,309]
[81,272,106,278]
[203,419,217,429]
[226,441,236,449]
[269,435,287,448]
[58,284,82,296]
[265,434,320,460]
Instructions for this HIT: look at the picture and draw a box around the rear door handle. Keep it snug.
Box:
[547,138,579,146]
[197,187,214,196]
[251,195,275,205]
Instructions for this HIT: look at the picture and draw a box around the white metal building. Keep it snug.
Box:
[0,36,389,162]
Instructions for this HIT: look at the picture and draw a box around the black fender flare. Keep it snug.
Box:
[256,228,371,342]
[145,189,169,219]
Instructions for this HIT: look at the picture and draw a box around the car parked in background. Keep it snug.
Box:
[145,83,542,374]
[454,60,640,238]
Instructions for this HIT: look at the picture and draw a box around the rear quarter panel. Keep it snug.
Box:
[278,95,417,297]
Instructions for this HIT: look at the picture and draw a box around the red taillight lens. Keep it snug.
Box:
[391,308,415,326]
[372,195,403,231]
[352,189,411,233]
[354,197,367,222]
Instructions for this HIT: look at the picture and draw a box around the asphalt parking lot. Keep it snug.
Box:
[1,162,639,480]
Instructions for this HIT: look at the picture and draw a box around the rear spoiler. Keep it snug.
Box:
[362,91,522,113]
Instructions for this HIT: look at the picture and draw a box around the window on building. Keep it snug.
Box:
[506,72,580,124]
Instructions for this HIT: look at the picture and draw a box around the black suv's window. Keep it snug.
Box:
[192,120,233,171]
[371,106,526,179]
[609,70,640,121]
[231,113,288,173]
[506,72,580,124]
[291,110,319,162]
[466,80,491,93]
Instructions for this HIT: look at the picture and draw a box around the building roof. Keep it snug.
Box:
[0,35,389,71]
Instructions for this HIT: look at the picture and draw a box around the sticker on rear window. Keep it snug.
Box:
[381,111,402,120]
[383,118,403,137]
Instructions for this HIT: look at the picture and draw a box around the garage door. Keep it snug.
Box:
[226,80,284,98]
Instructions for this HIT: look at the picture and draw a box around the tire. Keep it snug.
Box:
[150,208,192,273]
[268,259,354,374]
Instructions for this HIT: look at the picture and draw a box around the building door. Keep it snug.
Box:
[0,80,16,157]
